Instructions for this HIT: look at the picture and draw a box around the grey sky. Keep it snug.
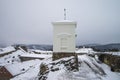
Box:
[0,0,120,45]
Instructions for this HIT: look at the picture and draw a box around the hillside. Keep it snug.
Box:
[78,43,120,52]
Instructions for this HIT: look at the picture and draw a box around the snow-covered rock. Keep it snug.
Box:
[37,54,120,80]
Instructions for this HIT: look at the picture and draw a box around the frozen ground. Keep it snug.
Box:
[0,46,120,80]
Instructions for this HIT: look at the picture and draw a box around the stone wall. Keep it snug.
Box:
[52,52,78,70]
[52,52,77,60]
[19,56,44,62]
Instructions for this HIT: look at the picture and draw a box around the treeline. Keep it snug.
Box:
[77,46,120,52]
[92,47,120,52]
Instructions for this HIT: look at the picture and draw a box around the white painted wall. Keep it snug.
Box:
[52,20,77,53]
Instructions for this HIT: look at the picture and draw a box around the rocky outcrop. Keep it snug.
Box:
[38,56,78,80]
[99,54,120,72]
[38,63,49,80]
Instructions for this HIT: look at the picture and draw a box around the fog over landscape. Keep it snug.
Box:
[0,0,120,45]
[0,1,120,79]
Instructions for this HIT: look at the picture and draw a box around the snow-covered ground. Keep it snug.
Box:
[0,46,120,80]
[43,55,120,80]
[105,52,120,56]
[76,47,95,54]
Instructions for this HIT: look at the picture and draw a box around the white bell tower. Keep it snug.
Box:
[52,9,77,60]
[52,20,77,53]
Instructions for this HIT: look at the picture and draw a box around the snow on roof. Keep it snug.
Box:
[76,47,94,54]
[0,46,15,54]
[31,49,52,54]
[0,50,27,66]
[10,64,40,80]
[20,54,52,59]
[5,59,41,76]
[52,20,76,25]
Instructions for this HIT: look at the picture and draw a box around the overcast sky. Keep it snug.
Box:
[0,0,120,45]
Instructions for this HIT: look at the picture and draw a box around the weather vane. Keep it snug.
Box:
[64,8,66,20]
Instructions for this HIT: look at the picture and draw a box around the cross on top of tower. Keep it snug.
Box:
[64,8,66,20]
